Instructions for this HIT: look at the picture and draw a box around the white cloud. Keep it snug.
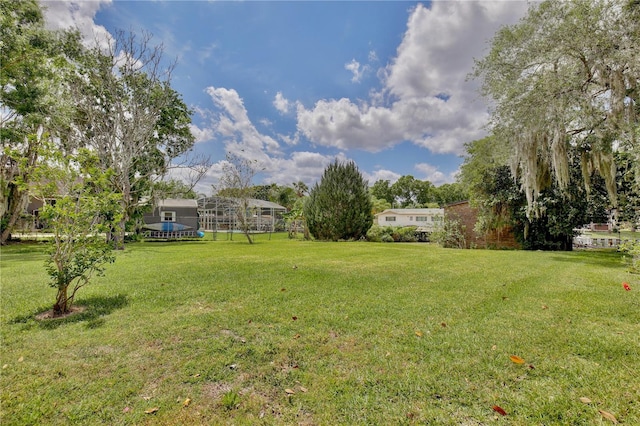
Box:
[345,59,368,83]
[296,2,530,156]
[189,123,214,144]
[363,169,402,185]
[42,1,113,49]
[200,86,352,190]
[273,92,291,114]
[268,152,343,187]
[414,163,448,185]
[206,86,281,158]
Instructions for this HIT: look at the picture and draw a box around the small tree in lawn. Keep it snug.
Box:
[38,149,122,316]
[304,160,373,241]
[217,153,260,244]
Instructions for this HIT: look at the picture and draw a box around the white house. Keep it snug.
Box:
[375,208,444,231]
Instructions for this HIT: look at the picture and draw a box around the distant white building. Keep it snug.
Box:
[375,208,444,231]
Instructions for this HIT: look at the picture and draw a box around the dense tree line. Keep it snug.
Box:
[369,177,467,209]
[1,0,197,246]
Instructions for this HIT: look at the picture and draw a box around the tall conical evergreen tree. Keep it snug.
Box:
[304,160,373,241]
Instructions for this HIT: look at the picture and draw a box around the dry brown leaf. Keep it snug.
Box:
[17,356,24,362]
[292,316,298,321]
[579,397,592,404]
[415,331,423,337]
[299,386,308,393]
[144,407,159,414]
[509,355,525,364]
[492,405,507,416]
[285,388,295,395]
[598,410,618,423]
[183,398,191,407]
[542,305,548,310]
[293,334,301,339]
[491,345,497,351]
[2,364,8,369]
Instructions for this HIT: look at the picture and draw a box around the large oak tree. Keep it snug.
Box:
[474,0,639,217]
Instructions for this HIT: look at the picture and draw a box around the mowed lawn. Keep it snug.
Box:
[1,235,638,425]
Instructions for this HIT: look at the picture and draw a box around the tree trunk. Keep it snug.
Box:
[53,285,69,315]
[0,189,29,245]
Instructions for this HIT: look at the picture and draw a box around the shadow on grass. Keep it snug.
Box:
[10,294,128,330]
[551,249,625,268]
[0,241,48,259]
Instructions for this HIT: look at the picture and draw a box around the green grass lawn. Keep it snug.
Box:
[1,235,639,425]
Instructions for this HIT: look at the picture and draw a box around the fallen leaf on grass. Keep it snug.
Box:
[285,388,295,395]
[440,322,447,328]
[598,410,618,423]
[542,305,548,310]
[293,333,301,339]
[183,398,191,407]
[18,356,24,362]
[2,364,7,369]
[299,386,308,393]
[415,331,423,337]
[144,407,159,414]
[509,355,525,364]
[491,345,497,351]
[622,282,631,291]
[292,316,297,321]
[579,397,592,404]
[492,405,507,416]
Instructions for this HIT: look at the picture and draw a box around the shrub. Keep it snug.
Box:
[381,234,394,243]
[366,225,419,243]
[432,217,466,248]
[619,240,640,274]
[304,160,373,241]
[396,226,418,242]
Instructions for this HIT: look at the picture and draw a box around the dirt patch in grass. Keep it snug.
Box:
[35,305,86,320]
[203,381,233,400]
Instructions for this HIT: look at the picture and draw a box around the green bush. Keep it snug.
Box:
[304,160,373,241]
[432,217,466,248]
[396,226,417,242]
[381,234,394,243]
[366,225,418,243]
[619,239,640,274]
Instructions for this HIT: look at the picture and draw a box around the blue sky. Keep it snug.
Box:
[43,0,531,195]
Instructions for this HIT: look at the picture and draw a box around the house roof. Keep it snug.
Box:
[198,196,287,211]
[157,198,198,208]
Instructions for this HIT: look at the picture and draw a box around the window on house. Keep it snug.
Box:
[161,211,176,222]
[416,216,428,222]
[410,216,413,221]
[385,216,396,222]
